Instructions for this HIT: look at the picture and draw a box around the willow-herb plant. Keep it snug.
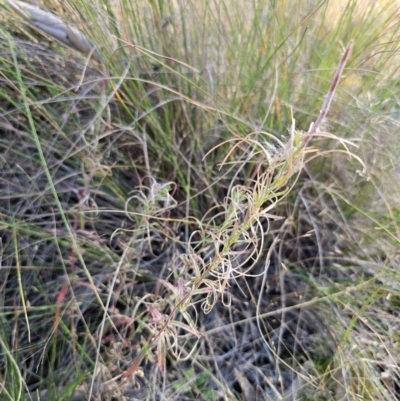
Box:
[108,41,355,387]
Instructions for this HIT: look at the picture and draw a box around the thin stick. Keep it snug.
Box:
[1,0,102,61]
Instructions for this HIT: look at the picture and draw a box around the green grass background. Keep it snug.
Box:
[1,0,400,400]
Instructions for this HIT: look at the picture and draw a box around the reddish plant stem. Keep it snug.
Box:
[303,40,353,146]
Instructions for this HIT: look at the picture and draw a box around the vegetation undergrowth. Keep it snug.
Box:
[0,0,400,400]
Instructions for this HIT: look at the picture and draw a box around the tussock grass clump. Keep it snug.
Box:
[1,1,400,400]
